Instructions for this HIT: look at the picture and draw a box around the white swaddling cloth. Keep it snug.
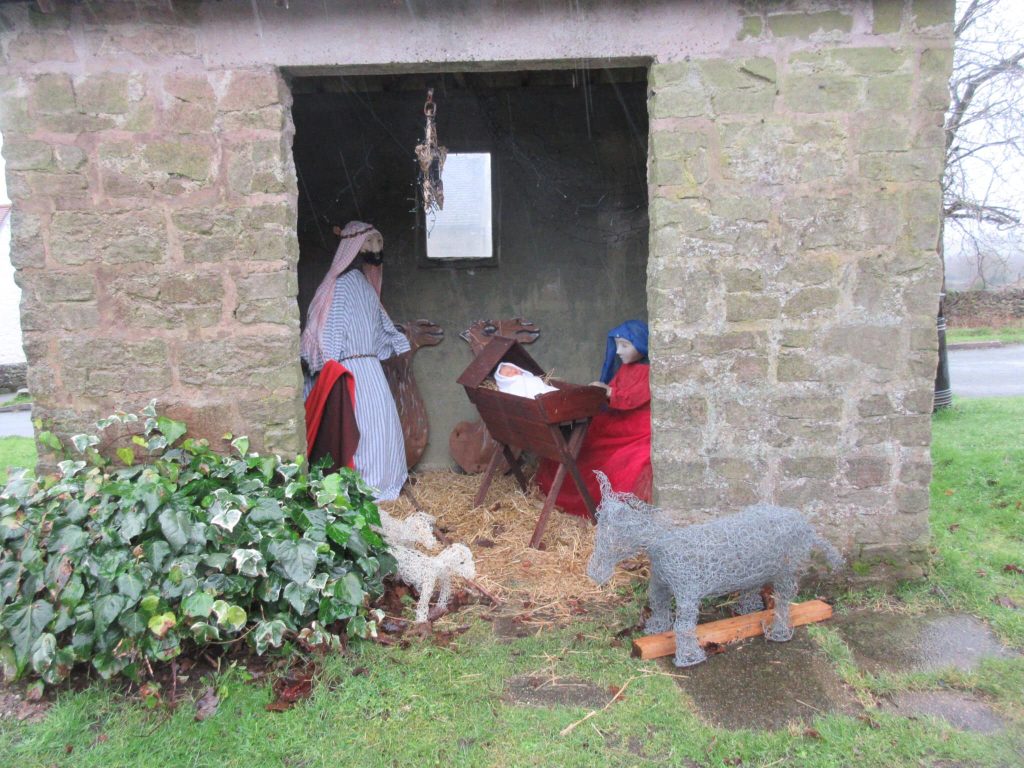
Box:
[494,362,558,399]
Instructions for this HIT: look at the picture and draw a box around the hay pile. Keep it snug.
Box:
[379,470,645,618]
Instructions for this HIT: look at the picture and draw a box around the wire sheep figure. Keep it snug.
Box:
[377,508,439,550]
[586,472,843,667]
[390,542,476,623]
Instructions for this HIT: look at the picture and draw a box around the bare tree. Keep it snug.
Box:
[943,0,1024,286]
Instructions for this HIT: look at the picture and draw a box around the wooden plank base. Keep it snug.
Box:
[631,599,834,661]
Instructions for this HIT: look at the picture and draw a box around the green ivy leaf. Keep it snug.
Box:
[139,594,161,615]
[29,633,56,675]
[325,522,352,548]
[230,437,250,457]
[182,592,214,619]
[116,447,135,466]
[147,612,177,638]
[231,549,266,578]
[336,572,366,606]
[116,572,145,604]
[2,601,55,664]
[158,507,193,551]
[273,540,318,585]
[210,507,242,532]
[94,594,128,634]
[156,417,187,447]
[253,619,286,655]
[224,605,246,631]
[190,622,220,643]
[248,497,284,524]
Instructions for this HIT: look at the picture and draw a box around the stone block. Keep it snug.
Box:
[776,479,834,508]
[234,270,298,303]
[912,0,954,30]
[738,15,762,40]
[99,27,198,58]
[858,393,893,418]
[21,298,99,331]
[59,338,173,396]
[234,298,299,327]
[774,395,842,422]
[824,326,901,370]
[54,144,86,171]
[719,118,847,184]
[767,12,853,39]
[220,105,288,132]
[901,387,935,415]
[895,483,929,516]
[107,273,224,329]
[50,209,167,266]
[2,137,53,171]
[872,0,903,34]
[919,48,954,111]
[783,287,839,319]
[75,73,135,114]
[903,188,942,249]
[782,73,861,113]
[781,455,836,481]
[30,272,95,303]
[219,70,284,112]
[722,267,763,293]
[99,139,215,195]
[865,73,913,110]
[226,138,292,196]
[725,292,779,322]
[899,459,932,486]
[7,31,77,63]
[776,252,839,287]
[649,196,711,233]
[859,149,944,182]
[8,211,45,270]
[699,58,776,115]
[832,47,912,75]
[31,73,75,113]
[890,414,931,446]
[178,337,302,390]
[853,116,912,152]
[776,353,820,383]
[694,331,763,355]
[729,354,768,382]
[844,457,891,488]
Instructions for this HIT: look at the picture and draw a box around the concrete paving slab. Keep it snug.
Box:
[669,630,861,730]
[503,674,610,708]
[881,690,1007,734]
[832,611,1017,676]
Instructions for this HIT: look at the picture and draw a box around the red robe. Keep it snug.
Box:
[536,362,652,517]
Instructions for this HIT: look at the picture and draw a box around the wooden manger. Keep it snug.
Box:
[457,336,608,548]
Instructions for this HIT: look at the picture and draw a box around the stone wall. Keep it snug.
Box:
[945,289,1024,326]
[0,363,28,393]
[647,1,951,578]
[0,0,954,580]
[0,1,305,454]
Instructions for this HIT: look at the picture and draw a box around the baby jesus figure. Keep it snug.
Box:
[493,362,558,399]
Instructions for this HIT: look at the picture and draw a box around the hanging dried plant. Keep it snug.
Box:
[415,88,447,214]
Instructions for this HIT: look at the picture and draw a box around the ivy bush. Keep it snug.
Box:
[0,402,394,691]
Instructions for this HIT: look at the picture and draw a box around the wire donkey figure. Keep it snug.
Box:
[586,472,844,666]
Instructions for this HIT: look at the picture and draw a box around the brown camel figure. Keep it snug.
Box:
[382,319,444,470]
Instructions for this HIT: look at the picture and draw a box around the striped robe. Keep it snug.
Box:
[303,270,410,500]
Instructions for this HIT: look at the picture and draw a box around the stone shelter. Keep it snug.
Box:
[0,0,953,579]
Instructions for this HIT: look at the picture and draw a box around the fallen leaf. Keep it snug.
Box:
[857,714,881,730]
[704,642,727,656]
[724,758,743,766]
[803,727,822,740]
[1003,564,1023,575]
[993,595,1019,610]
[266,662,316,712]
[944,488,956,496]
[351,667,369,677]
[947,523,960,533]
[472,537,495,548]
[64,745,73,755]
[194,687,219,722]
[976,569,988,577]
[607,684,626,702]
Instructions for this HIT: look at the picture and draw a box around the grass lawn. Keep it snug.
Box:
[946,324,1024,345]
[1,400,1022,767]
[0,436,36,485]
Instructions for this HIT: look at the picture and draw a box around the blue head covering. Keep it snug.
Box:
[600,320,649,384]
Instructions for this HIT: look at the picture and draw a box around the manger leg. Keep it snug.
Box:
[502,444,529,494]
[472,445,505,508]
[556,423,598,523]
[672,597,706,667]
[765,575,796,642]
[644,569,673,634]
[530,461,567,549]
[402,482,426,514]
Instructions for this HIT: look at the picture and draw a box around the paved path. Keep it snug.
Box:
[948,343,1024,398]
[0,409,32,438]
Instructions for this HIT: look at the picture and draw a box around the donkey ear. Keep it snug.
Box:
[592,470,612,496]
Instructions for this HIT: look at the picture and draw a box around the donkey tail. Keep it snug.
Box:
[812,533,845,571]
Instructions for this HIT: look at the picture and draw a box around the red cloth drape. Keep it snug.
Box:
[536,362,652,517]
[305,360,359,470]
